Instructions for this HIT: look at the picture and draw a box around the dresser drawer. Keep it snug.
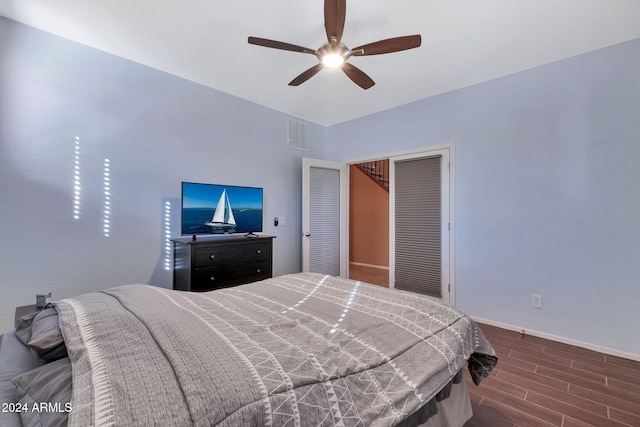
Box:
[194,242,270,268]
[192,261,271,291]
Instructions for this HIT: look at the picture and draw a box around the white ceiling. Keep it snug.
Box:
[2,0,640,126]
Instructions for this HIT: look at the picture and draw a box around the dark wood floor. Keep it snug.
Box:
[465,323,640,427]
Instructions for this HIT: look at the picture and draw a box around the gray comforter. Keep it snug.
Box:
[56,273,496,426]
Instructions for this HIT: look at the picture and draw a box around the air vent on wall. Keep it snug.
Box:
[287,119,310,151]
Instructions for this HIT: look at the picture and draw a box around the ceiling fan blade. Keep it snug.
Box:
[289,63,324,86]
[324,0,346,44]
[341,62,375,89]
[351,35,422,56]
[248,36,316,54]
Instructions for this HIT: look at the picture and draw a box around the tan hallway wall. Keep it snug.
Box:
[349,165,389,267]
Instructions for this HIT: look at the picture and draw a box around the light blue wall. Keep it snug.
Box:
[2,15,639,357]
[0,17,326,330]
[326,38,640,355]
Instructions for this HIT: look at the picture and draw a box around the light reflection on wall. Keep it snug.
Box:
[73,137,81,219]
[164,201,172,270]
[103,159,111,237]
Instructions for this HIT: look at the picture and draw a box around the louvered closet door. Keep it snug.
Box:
[390,150,450,301]
[302,158,347,276]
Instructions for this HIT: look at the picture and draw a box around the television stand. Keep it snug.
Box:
[171,235,275,292]
[244,232,259,237]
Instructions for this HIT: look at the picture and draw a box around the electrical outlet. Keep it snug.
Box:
[531,294,543,309]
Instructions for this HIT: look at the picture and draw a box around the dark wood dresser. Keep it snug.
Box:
[171,235,275,292]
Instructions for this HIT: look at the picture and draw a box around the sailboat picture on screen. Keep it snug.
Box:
[181,182,263,235]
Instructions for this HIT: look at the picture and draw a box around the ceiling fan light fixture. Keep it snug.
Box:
[322,53,344,68]
[247,0,422,88]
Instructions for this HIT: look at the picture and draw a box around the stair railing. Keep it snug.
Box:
[355,160,389,191]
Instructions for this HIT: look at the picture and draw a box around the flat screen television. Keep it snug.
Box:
[181,182,263,236]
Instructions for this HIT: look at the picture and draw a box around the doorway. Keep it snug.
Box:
[348,160,390,287]
[348,146,453,302]
[302,145,453,303]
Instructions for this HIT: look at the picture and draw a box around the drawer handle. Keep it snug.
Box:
[210,276,215,281]
[256,269,261,273]
[210,254,215,259]
[256,249,261,254]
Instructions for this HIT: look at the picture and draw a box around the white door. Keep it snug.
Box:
[389,148,452,302]
[302,158,347,276]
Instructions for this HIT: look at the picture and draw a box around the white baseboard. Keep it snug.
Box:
[473,316,640,363]
[349,262,389,270]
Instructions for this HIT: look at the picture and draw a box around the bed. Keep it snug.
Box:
[0,272,497,427]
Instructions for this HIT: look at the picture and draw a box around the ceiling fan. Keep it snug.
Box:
[248,0,421,89]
